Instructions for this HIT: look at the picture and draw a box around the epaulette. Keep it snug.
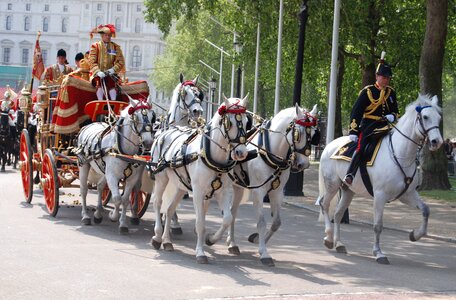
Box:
[358,85,374,96]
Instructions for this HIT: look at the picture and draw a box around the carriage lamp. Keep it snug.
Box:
[19,87,32,112]
[36,85,50,110]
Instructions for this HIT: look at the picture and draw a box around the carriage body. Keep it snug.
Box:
[18,76,150,217]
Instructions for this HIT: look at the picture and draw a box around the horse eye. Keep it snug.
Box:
[423,115,428,120]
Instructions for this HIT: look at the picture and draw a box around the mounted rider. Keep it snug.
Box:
[1,85,18,128]
[88,24,125,101]
[343,52,399,186]
[42,49,73,85]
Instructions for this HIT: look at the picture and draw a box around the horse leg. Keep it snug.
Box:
[192,189,208,264]
[170,211,183,235]
[372,197,389,264]
[162,189,186,251]
[93,178,107,224]
[333,189,354,254]
[130,177,141,225]
[107,176,122,223]
[226,185,244,255]
[79,164,91,225]
[318,183,340,250]
[399,191,429,242]
[118,178,137,234]
[151,175,169,249]
[206,187,233,247]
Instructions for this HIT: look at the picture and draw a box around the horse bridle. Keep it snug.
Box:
[218,101,248,148]
[178,82,202,119]
[288,112,318,157]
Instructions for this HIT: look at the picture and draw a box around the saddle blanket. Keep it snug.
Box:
[330,137,383,166]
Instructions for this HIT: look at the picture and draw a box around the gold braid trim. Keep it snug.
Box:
[364,87,391,116]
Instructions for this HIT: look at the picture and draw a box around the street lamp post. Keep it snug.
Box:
[233,38,243,98]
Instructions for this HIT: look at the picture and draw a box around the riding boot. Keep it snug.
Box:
[343,151,362,186]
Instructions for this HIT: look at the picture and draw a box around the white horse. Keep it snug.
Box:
[316,94,443,264]
[76,97,156,233]
[150,96,249,263]
[134,74,204,223]
[227,104,319,266]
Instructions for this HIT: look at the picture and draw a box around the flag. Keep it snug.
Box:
[32,34,45,80]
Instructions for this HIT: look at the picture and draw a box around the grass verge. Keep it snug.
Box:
[419,176,456,203]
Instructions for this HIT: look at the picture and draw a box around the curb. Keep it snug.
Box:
[284,201,456,244]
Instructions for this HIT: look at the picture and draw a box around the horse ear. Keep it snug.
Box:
[241,93,249,107]
[431,95,439,106]
[193,75,199,85]
[180,73,184,83]
[295,103,303,118]
[224,97,230,108]
[310,104,318,116]
[128,95,137,107]
[222,93,228,102]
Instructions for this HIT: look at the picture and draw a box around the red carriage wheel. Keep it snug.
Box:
[41,149,59,217]
[102,185,111,206]
[20,129,34,203]
[130,191,151,219]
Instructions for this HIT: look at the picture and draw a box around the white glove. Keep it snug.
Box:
[385,114,395,123]
[107,68,115,75]
[97,71,106,79]
[349,134,358,143]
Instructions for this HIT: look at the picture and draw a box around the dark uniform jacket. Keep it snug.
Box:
[349,83,399,137]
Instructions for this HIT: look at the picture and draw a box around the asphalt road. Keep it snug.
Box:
[1,167,455,299]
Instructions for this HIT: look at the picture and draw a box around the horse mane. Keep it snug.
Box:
[167,83,182,120]
[395,94,441,129]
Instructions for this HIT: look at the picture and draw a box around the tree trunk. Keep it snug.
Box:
[419,0,450,190]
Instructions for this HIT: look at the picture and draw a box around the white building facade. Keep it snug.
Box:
[0,0,165,99]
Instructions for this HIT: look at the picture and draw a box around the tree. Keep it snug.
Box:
[419,0,450,190]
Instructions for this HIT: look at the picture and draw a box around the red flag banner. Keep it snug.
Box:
[32,33,44,80]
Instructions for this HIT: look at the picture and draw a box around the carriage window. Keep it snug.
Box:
[43,17,49,32]
[24,16,31,31]
[22,48,29,64]
[3,48,11,63]
[6,16,12,30]
[132,46,141,68]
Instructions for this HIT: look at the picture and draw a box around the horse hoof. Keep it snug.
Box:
[130,217,140,226]
[151,239,161,250]
[409,230,417,242]
[324,239,334,249]
[376,257,390,265]
[119,227,129,234]
[336,245,347,254]
[196,256,208,264]
[171,227,183,235]
[248,233,259,244]
[163,243,174,251]
[81,218,91,225]
[93,216,102,224]
[260,257,275,267]
[228,246,240,255]
[206,234,215,246]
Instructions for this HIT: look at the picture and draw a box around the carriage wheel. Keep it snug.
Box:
[102,185,111,206]
[20,129,34,203]
[42,149,59,217]
[130,191,151,219]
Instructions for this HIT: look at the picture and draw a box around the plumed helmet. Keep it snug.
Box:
[57,49,67,58]
[376,51,392,77]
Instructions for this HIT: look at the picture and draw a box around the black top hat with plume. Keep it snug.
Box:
[376,51,392,77]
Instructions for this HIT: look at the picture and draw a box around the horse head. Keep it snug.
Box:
[124,96,156,150]
[178,74,204,123]
[398,94,443,152]
[216,95,249,161]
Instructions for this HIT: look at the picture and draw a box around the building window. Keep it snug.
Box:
[26,3,31,11]
[63,5,68,12]
[95,17,102,27]
[62,18,68,32]
[132,46,141,67]
[44,4,49,11]
[24,16,31,31]
[115,18,121,32]
[6,16,12,30]
[117,4,121,11]
[42,49,48,65]
[43,17,49,32]
[136,4,141,12]
[22,48,29,64]
[135,18,141,33]
[8,3,12,10]
[3,48,11,63]
[97,3,102,11]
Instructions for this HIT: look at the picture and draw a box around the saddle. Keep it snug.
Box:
[330,136,383,166]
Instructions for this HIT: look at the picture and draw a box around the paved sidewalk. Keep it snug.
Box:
[284,163,456,243]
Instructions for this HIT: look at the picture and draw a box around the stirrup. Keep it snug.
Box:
[343,174,353,186]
